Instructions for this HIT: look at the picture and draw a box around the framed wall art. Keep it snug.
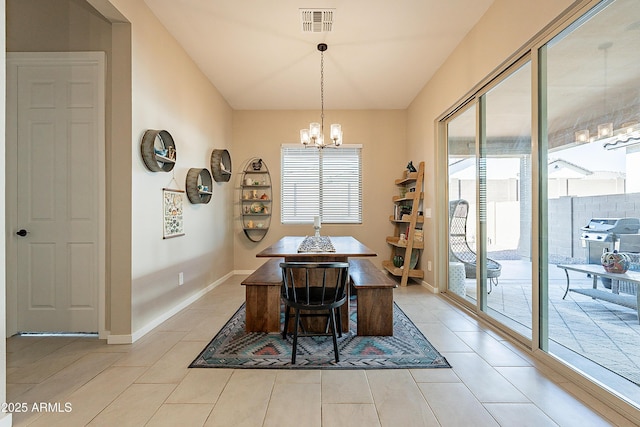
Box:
[163,188,185,239]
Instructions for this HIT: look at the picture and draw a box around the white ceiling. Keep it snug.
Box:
[143,0,495,110]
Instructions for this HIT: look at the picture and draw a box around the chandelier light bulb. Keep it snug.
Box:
[309,122,321,139]
[330,124,342,141]
[300,129,310,145]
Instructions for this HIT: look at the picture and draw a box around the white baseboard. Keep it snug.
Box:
[234,269,254,275]
[107,334,132,345]
[107,270,234,345]
[419,279,438,293]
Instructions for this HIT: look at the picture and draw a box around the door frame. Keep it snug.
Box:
[6,52,106,338]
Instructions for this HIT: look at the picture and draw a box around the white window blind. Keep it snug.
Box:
[281,145,362,224]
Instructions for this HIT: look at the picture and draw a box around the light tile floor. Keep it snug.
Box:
[6,275,636,426]
[464,260,640,390]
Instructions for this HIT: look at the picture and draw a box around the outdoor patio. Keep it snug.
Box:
[457,259,640,399]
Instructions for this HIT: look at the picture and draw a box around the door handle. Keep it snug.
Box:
[16,229,28,237]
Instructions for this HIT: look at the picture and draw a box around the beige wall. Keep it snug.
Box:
[0,0,7,423]
[407,0,576,287]
[232,110,408,273]
[107,0,234,335]
[6,0,234,339]
[6,0,112,51]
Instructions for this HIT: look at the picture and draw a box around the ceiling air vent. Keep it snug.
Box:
[300,9,334,33]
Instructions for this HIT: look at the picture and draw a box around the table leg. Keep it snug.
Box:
[562,269,570,299]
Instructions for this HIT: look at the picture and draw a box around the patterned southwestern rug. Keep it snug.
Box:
[190,300,450,370]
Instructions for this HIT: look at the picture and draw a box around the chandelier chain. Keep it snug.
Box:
[299,43,341,148]
[320,49,324,134]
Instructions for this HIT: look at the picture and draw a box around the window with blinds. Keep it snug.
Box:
[281,145,362,224]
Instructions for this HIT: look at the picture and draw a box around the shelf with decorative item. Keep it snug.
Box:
[242,193,269,201]
[395,172,419,185]
[241,158,271,242]
[243,225,268,231]
[242,200,270,216]
[211,149,232,182]
[381,260,424,278]
[392,192,423,203]
[385,161,425,286]
[140,129,177,172]
[185,168,213,204]
[389,215,424,224]
[386,236,424,249]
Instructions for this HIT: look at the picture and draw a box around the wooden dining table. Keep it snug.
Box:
[254,235,377,333]
[256,235,377,261]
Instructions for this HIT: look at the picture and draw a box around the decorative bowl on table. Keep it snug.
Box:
[601,251,630,274]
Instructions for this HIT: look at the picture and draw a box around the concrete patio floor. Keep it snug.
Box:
[456,259,640,402]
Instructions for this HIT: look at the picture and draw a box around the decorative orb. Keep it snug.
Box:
[601,251,630,274]
[393,255,404,268]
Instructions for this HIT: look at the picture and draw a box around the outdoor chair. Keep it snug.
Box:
[280,261,349,364]
[449,199,502,293]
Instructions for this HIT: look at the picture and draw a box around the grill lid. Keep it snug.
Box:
[580,217,640,234]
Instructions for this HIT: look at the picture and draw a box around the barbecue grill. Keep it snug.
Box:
[580,218,640,263]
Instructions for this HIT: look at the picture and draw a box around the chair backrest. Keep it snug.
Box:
[280,262,349,307]
[448,199,476,262]
[449,199,469,236]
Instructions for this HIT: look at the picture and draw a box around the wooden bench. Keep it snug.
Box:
[349,259,397,336]
[241,258,283,333]
[242,258,350,334]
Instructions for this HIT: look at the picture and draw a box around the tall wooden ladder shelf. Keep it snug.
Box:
[382,161,425,286]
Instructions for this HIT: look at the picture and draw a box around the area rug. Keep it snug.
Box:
[189,300,450,369]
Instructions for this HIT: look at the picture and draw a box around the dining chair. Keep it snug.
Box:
[280,261,350,364]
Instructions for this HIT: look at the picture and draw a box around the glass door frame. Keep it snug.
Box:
[436,0,640,418]
[438,54,536,349]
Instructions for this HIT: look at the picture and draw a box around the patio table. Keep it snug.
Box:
[557,264,640,323]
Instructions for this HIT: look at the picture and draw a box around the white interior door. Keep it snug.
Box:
[8,53,105,333]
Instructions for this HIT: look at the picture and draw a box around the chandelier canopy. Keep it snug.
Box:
[300,43,342,148]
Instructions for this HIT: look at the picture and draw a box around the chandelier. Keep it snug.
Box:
[300,43,342,148]
[574,41,640,150]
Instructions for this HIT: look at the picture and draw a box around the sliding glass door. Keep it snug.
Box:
[447,105,479,304]
[443,0,640,411]
[542,0,640,402]
[483,62,533,336]
[446,62,533,340]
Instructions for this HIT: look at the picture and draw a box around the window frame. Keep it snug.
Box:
[280,144,362,225]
